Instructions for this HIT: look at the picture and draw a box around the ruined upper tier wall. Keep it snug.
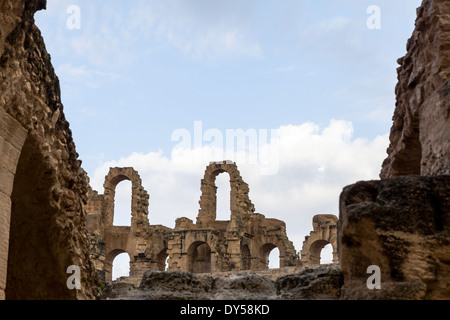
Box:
[380,0,450,178]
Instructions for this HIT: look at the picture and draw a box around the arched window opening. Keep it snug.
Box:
[113,180,132,226]
[215,173,231,221]
[259,243,278,270]
[156,249,169,271]
[112,253,130,281]
[188,242,211,273]
[320,243,333,265]
[268,247,280,269]
[309,240,331,266]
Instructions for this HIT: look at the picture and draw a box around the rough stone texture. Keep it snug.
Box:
[212,273,278,300]
[338,176,450,299]
[0,0,99,299]
[86,167,173,282]
[101,265,342,300]
[87,162,306,282]
[380,0,450,178]
[338,0,450,301]
[277,265,343,300]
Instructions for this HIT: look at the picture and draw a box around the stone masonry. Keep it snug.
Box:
[86,162,339,283]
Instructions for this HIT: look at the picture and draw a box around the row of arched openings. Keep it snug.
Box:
[110,243,333,280]
[109,172,333,280]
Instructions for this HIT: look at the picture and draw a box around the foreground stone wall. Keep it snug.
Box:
[0,0,99,299]
[339,0,450,300]
[339,176,450,299]
[101,265,343,300]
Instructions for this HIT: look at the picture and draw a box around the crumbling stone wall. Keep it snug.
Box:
[167,161,299,273]
[86,167,171,282]
[88,162,301,281]
[0,0,99,300]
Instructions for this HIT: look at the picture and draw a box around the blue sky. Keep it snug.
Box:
[35,0,422,277]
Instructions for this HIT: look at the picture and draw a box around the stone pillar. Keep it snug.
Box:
[226,237,242,271]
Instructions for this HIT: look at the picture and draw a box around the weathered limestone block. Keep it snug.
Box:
[277,265,343,300]
[338,176,450,299]
[380,0,450,178]
[101,266,343,300]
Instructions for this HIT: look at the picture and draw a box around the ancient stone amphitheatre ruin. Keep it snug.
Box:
[85,162,338,283]
[0,0,449,300]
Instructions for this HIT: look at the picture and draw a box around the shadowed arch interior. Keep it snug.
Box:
[6,135,75,300]
[187,241,211,273]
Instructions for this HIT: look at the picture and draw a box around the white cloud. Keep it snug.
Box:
[90,120,389,255]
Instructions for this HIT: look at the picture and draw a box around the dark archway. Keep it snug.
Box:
[187,241,211,273]
[241,245,251,270]
[6,135,74,299]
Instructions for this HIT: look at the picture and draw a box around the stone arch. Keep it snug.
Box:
[258,243,279,270]
[300,214,339,267]
[187,241,212,273]
[102,168,149,229]
[309,240,332,265]
[6,132,90,299]
[104,249,131,282]
[197,161,254,227]
[156,248,169,271]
